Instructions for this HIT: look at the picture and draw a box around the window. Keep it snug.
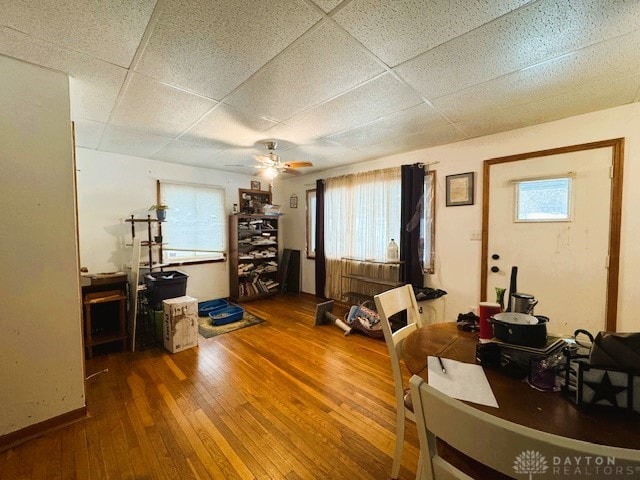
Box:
[159,181,226,263]
[324,167,401,261]
[515,176,572,222]
[422,171,435,273]
[306,189,316,259]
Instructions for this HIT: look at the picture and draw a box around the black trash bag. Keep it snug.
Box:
[414,287,447,301]
[457,311,479,332]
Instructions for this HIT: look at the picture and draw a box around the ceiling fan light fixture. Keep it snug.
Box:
[264,166,279,179]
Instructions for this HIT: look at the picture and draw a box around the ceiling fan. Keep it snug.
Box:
[253,141,313,179]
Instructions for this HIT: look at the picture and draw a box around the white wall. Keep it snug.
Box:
[279,103,640,332]
[76,149,259,301]
[0,55,85,435]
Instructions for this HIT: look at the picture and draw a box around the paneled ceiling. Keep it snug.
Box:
[2,0,639,175]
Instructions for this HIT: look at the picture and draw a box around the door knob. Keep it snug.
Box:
[491,266,500,273]
[491,254,500,260]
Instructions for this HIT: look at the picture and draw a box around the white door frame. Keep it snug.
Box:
[481,138,625,331]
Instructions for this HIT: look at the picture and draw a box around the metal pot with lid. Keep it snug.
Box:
[510,292,538,314]
[488,312,549,347]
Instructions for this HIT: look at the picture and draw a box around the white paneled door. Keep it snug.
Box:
[485,148,613,336]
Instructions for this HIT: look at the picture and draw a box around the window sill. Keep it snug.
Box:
[166,256,227,267]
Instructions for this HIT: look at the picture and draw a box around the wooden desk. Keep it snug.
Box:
[403,323,640,450]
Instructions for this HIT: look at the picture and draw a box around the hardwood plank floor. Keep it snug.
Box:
[0,293,420,479]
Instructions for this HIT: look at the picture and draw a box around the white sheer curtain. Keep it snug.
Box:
[324,167,401,299]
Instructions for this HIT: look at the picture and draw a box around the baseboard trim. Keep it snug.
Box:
[0,406,87,452]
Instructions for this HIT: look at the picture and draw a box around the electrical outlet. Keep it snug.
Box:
[470,231,481,241]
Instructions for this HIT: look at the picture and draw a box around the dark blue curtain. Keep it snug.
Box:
[314,179,326,298]
[401,164,425,287]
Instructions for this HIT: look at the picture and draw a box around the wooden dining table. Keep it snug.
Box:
[403,322,640,450]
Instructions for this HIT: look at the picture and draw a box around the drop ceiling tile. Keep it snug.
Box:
[224,20,385,122]
[260,123,319,147]
[0,26,126,122]
[136,0,322,100]
[99,125,173,158]
[183,103,278,149]
[211,148,265,174]
[0,0,156,67]
[448,111,528,140]
[394,0,640,100]
[311,0,343,13]
[334,0,529,67]
[457,74,640,138]
[277,139,356,164]
[355,123,466,158]
[327,103,452,149]
[74,119,106,149]
[433,30,640,123]
[152,139,226,167]
[513,74,640,126]
[111,73,217,137]
[285,73,424,138]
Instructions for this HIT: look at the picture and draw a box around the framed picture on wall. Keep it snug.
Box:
[446,172,474,206]
[251,181,261,191]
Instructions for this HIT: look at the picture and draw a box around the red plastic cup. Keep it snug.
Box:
[478,302,501,340]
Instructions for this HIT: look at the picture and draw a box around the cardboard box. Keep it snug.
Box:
[163,295,198,353]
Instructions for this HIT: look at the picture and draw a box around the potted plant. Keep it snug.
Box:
[149,203,169,221]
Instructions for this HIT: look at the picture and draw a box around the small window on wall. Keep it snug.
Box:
[515,176,572,222]
[306,189,316,259]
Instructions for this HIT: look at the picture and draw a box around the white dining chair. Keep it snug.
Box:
[374,284,425,480]
[409,374,640,480]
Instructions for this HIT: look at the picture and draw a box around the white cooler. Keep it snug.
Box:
[163,295,198,353]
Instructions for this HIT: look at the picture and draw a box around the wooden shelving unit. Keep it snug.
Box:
[238,188,272,214]
[229,214,280,301]
[82,282,128,358]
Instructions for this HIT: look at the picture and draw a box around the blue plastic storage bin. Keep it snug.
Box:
[209,305,244,326]
[198,299,228,317]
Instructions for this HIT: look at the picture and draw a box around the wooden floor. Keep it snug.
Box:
[0,293,421,480]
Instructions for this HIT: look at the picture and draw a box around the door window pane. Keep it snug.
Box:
[515,177,571,222]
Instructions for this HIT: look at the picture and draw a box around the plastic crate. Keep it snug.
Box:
[144,270,188,310]
[209,305,244,326]
[198,298,229,317]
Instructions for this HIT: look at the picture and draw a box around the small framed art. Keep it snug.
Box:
[446,172,474,206]
[251,181,261,191]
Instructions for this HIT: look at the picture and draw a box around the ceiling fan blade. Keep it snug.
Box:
[224,164,248,167]
[282,161,313,168]
[253,154,276,165]
[283,167,303,175]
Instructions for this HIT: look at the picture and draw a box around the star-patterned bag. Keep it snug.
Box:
[562,331,640,412]
[589,332,640,372]
[577,362,639,412]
